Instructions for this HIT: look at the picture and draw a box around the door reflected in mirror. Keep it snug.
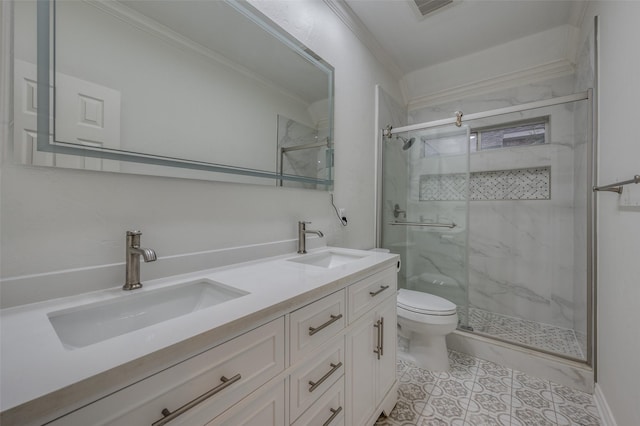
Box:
[14,0,334,189]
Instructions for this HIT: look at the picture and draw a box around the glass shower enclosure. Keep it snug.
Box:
[381,125,471,326]
[379,91,593,363]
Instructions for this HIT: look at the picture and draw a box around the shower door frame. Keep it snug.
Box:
[375,89,596,367]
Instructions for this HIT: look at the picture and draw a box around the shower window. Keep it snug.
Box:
[471,117,548,151]
[422,117,548,157]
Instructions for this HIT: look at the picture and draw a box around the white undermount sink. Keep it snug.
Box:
[287,250,368,268]
[48,279,249,349]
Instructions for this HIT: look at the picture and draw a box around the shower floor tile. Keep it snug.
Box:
[466,308,585,359]
[376,351,600,426]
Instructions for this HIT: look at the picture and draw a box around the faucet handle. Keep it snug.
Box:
[298,221,311,229]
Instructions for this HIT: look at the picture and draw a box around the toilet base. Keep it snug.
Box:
[408,333,450,371]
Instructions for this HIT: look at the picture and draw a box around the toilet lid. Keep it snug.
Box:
[397,289,457,315]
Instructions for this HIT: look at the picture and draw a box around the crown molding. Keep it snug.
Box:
[83,0,312,107]
[322,0,405,84]
[406,58,575,111]
[569,0,588,29]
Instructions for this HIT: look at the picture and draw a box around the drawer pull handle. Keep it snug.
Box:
[309,313,343,336]
[152,373,241,426]
[322,406,343,426]
[308,361,343,392]
[369,285,390,297]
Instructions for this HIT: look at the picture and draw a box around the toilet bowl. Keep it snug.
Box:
[397,288,458,371]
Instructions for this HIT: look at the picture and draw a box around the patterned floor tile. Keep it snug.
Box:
[467,307,585,359]
[465,410,511,426]
[378,398,424,425]
[377,351,601,426]
[551,383,601,426]
[402,365,440,387]
[421,380,472,423]
[511,406,557,426]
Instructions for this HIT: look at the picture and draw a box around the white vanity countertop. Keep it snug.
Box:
[0,247,397,422]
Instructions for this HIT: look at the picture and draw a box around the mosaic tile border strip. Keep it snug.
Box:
[419,166,551,201]
[376,351,601,426]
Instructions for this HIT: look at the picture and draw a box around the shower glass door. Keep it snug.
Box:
[381,125,471,328]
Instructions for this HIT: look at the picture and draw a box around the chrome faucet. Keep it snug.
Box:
[124,230,157,290]
[297,221,324,254]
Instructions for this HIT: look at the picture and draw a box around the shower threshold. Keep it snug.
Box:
[461,307,586,361]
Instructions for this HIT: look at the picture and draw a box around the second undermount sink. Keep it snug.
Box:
[48,279,249,349]
[287,250,368,268]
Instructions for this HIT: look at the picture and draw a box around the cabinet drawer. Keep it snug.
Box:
[290,290,345,364]
[348,268,396,323]
[206,379,285,426]
[290,335,344,421]
[50,318,285,426]
[292,377,345,426]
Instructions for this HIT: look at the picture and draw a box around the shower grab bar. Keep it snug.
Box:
[593,175,640,194]
[278,138,331,186]
[387,221,457,229]
[280,138,331,153]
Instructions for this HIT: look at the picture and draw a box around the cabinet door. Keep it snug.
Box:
[346,310,377,426]
[376,296,397,403]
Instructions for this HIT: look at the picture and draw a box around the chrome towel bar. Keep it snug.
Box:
[593,175,640,194]
[387,221,457,229]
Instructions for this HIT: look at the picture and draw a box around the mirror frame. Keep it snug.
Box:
[36,0,334,188]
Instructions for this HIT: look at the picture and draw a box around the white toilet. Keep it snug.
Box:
[397,288,458,371]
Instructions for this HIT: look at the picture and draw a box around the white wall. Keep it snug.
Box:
[0,0,403,306]
[402,25,577,110]
[584,2,640,425]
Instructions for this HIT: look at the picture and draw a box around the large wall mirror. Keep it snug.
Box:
[14,0,334,189]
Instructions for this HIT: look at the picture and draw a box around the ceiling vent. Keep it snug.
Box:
[412,0,454,17]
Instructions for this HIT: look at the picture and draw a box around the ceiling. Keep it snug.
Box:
[343,0,582,75]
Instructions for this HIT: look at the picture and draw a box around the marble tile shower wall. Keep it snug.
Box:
[407,75,581,330]
[276,116,330,189]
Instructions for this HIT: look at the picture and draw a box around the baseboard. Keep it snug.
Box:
[594,383,618,426]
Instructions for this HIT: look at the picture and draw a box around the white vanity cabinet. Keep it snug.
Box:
[346,268,398,426]
[288,266,397,426]
[48,318,285,426]
[40,261,398,426]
